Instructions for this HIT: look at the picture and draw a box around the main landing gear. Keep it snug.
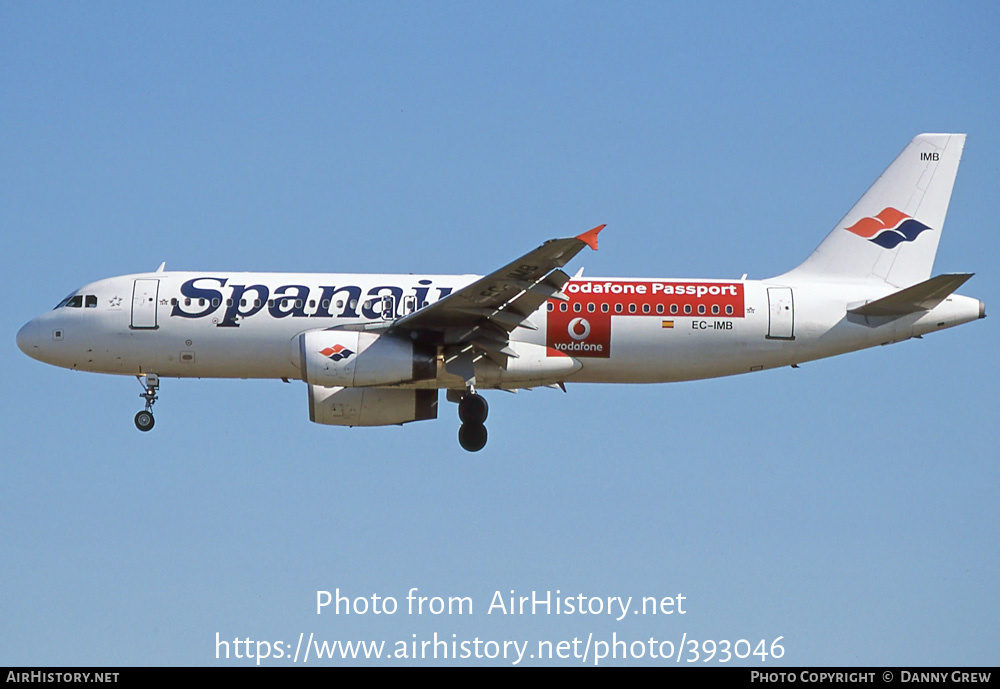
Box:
[134,374,159,432]
[457,391,488,452]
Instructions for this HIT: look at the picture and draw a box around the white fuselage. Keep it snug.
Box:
[16,270,983,388]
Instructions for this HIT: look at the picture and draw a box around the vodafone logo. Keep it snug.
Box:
[549,312,607,357]
[567,317,591,341]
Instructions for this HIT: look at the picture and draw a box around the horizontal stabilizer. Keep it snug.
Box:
[848,273,973,317]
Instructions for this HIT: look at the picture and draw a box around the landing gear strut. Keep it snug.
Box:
[457,391,488,452]
[134,374,159,432]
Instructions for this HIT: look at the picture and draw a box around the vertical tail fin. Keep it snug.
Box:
[779,133,965,288]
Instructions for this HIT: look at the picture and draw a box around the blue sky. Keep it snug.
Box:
[2,2,998,666]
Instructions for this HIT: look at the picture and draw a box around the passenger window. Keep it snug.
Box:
[601,303,609,313]
[684,305,692,314]
[615,304,623,313]
[656,304,664,314]
[726,305,734,315]
[560,303,568,312]
[698,305,706,315]
[573,303,582,313]
[587,303,595,313]
[712,305,720,315]
[642,304,650,314]
[628,304,637,314]
[671,304,678,314]
[547,303,554,312]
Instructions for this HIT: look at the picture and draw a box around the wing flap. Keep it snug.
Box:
[450,307,538,331]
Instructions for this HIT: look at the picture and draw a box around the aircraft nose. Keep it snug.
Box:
[16,319,42,360]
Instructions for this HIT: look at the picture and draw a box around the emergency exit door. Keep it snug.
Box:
[766,287,794,340]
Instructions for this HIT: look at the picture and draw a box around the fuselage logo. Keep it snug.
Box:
[844,207,931,249]
[320,345,354,362]
[567,317,591,341]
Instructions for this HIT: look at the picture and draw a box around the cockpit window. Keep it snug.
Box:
[54,293,76,309]
[53,293,97,309]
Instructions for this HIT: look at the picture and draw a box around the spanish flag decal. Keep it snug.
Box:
[662,320,674,329]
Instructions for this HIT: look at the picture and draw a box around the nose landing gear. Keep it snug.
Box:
[134,374,159,432]
[457,391,488,452]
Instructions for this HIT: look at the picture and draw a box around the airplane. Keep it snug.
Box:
[16,133,985,451]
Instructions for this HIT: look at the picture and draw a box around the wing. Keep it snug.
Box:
[389,225,604,380]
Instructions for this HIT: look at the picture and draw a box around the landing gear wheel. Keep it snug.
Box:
[458,393,488,425]
[135,374,160,432]
[458,423,487,452]
[134,410,155,432]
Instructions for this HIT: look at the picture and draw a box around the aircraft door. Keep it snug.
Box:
[766,287,794,339]
[131,279,160,329]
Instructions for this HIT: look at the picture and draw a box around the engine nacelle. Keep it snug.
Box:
[298,330,436,387]
[309,386,438,426]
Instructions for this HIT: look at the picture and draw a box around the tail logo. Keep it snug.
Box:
[320,345,354,362]
[844,207,932,249]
